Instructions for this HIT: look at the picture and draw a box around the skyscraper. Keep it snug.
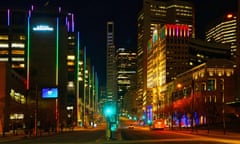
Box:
[205,13,237,61]
[137,0,194,115]
[0,9,27,76]
[0,5,100,130]
[106,21,117,101]
[116,47,137,113]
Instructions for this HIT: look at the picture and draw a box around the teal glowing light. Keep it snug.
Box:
[76,32,81,123]
[147,120,152,125]
[103,102,116,117]
[133,116,137,121]
[110,123,117,131]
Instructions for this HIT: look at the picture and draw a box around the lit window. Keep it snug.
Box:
[0,58,8,61]
[0,50,8,54]
[19,35,26,40]
[67,61,74,66]
[67,55,75,60]
[12,57,24,61]
[0,35,8,40]
[12,50,24,55]
[11,43,25,48]
[0,43,9,48]
[207,79,215,91]
[12,63,25,68]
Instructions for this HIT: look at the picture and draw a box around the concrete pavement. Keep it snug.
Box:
[171,128,240,140]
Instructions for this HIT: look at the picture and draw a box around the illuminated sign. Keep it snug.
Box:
[41,87,58,98]
[33,25,54,31]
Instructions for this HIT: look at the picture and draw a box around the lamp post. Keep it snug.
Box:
[171,83,182,130]
[191,80,194,132]
[34,84,38,136]
[222,91,226,135]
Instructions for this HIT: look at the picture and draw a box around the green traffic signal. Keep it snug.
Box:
[104,107,113,116]
[103,102,116,117]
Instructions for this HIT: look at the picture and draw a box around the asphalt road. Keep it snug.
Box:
[1,118,239,144]
[3,129,106,144]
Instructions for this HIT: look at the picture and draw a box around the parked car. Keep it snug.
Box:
[150,119,165,130]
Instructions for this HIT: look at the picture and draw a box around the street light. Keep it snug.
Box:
[191,80,195,132]
[171,83,182,130]
[103,101,117,140]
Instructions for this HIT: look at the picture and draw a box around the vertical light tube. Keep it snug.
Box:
[56,17,59,85]
[55,17,59,132]
[72,14,74,32]
[83,46,86,126]
[65,16,69,32]
[88,69,91,111]
[26,10,31,136]
[76,32,80,125]
[67,21,70,32]
[7,9,10,26]
[95,72,98,112]
[31,5,34,11]
[58,7,61,13]
[27,13,31,90]
[92,66,95,111]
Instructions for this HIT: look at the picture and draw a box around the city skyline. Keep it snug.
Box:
[0,0,240,140]
[0,0,237,87]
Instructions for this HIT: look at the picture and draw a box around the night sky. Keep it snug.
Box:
[0,0,238,87]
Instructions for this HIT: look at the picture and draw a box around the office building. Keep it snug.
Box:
[137,0,194,115]
[166,59,236,128]
[116,48,137,113]
[106,21,117,101]
[0,5,100,131]
[146,24,191,121]
[205,13,237,60]
[0,62,26,134]
[146,24,231,122]
[0,9,27,76]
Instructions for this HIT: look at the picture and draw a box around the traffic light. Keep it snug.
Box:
[104,106,114,117]
[103,102,116,118]
[110,123,117,131]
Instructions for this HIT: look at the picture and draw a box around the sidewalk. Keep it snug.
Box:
[0,130,58,143]
[172,128,240,140]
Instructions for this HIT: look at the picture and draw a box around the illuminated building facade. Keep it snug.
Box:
[205,13,237,61]
[106,21,117,101]
[146,24,231,122]
[0,6,100,131]
[116,48,137,114]
[146,24,191,121]
[28,7,70,131]
[165,59,236,128]
[0,9,27,76]
[137,0,194,118]
[0,62,26,134]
